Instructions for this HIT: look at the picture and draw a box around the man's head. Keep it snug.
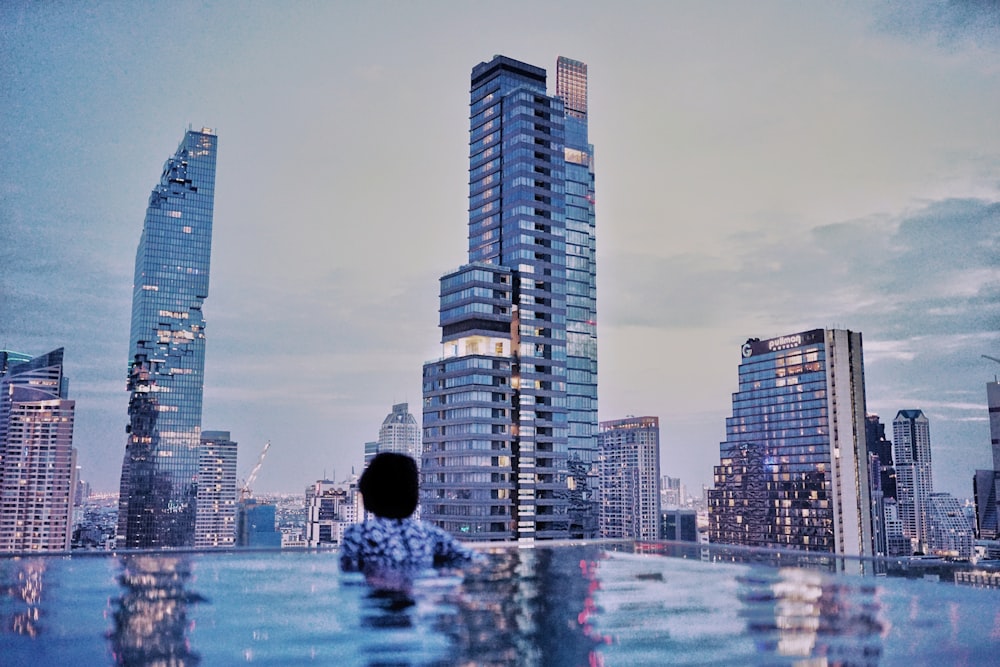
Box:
[359,452,419,519]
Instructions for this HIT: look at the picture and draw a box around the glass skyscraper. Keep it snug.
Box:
[708,329,875,560]
[421,55,598,542]
[117,128,218,549]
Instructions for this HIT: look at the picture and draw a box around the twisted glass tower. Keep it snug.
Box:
[117,128,218,549]
[421,56,597,541]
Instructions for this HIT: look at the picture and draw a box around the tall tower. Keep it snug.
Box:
[421,55,598,542]
[892,409,933,553]
[0,349,77,552]
[708,329,874,559]
[973,381,1000,541]
[117,128,218,549]
[597,416,660,540]
[375,403,421,463]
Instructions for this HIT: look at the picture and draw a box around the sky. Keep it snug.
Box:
[1,1,998,497]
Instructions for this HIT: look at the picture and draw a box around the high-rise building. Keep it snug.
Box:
[0,349,78,552]
[973,382,1000,541]
[708,329,874,559]
[194,430,237,548]
[421,55,598,542]
[597,416,660,540]
[892,409,933,553]
[375,403,421,463]
[116,127,218,549]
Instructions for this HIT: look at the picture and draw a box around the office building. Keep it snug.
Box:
[0,349,78,552]
[892,409,934,553]
[973,381,1000,541]
[116,128,218,549]
[194,431,238,548]
[375,402,421,462]
[421,55,598,542]
[598,416,660,540]
[708,329,874,558]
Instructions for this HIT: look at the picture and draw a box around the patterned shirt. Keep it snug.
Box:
[339,516,482,575]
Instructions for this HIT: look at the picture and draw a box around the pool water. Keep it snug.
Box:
[1,544,997,665]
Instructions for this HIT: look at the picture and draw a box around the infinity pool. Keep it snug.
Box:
[1,543,997,665]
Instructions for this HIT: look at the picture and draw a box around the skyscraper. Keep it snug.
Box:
[117,127,218,549]
[708,329,874,559]
[421,55,598,542]
[597,416,660,540]
[973,382,1000,541]
[892,409,933,553]
[194,430,238,548]
[0,349,77,552]
[375,403,421,463]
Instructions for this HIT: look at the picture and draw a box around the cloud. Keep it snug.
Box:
[874,0,1000,54]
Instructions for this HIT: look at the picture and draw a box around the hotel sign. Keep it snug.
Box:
[742,329,824,358]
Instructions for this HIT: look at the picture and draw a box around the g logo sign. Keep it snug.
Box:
[741,342,754,358]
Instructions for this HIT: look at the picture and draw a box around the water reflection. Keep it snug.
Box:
[0,558,46,638]
[108,555,206,666]
[738,567,885,665]
[449,546,605,666]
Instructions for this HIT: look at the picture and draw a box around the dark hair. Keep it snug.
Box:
[359,453,419,519]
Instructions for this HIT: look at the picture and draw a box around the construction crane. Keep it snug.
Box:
[239,440,271,502]
[983,355,1000,365]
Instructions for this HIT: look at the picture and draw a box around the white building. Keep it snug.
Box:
[304,478,361,547]
[373,403,421,464]
[598,416,660,540]
[893,410,934,553]
[194,431,238,548]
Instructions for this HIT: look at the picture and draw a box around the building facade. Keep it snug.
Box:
[117,128,218,549]
[0,349,78,552]
[375,403,421,463]
[194,430,237,548]
[925,492,974,559]
[708,329,874,558]
[973,381,1000,542]
[597,416,660,540]
[421,55,598,542]
[304,478,361,547]
[661,509,698,542]
[892,409,933,553]
[236,499,282,548]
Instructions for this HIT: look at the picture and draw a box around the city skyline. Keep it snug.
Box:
[2,2,998,496]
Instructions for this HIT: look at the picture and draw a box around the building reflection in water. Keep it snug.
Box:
[108,555,206,666]
[349,546,605,666]
[448,545,606,666]
[738,566,886,665]
[0,558,46,638]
